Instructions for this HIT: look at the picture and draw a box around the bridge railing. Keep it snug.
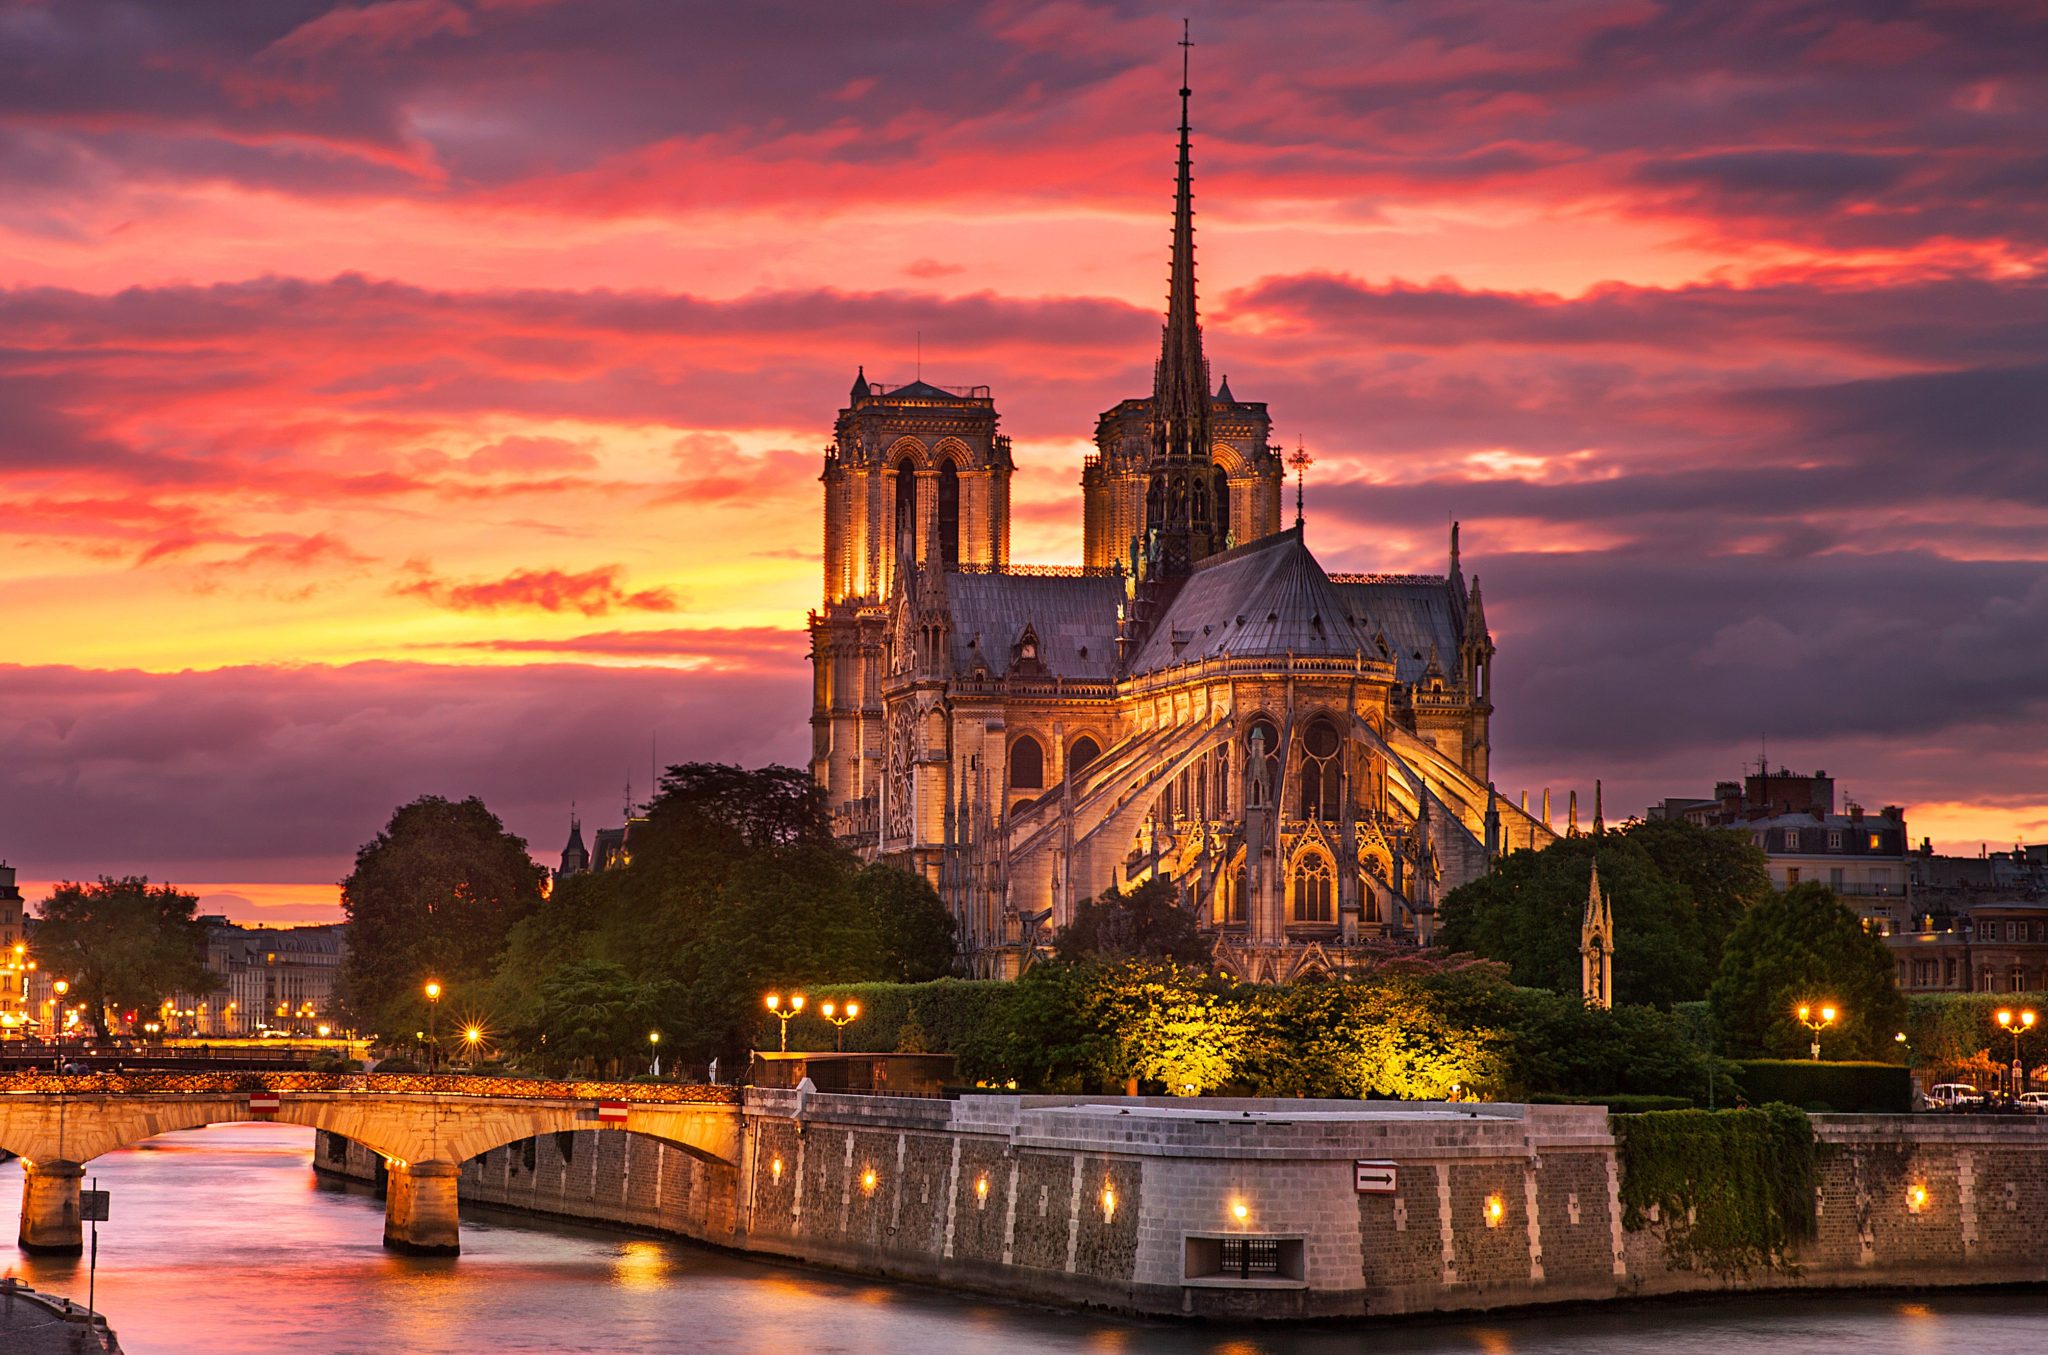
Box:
[0,1070,740,1104]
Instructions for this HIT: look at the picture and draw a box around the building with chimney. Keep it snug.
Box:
[806,60,1556,980]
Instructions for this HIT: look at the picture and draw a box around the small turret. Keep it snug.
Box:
[850,365,871,404]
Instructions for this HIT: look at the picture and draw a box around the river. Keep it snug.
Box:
[0,1123,2040,1354]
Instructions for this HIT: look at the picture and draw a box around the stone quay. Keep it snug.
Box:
[315,1090,2048,1320]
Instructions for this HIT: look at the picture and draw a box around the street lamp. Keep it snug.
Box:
[1996,1008,2036,1096]
[424,980,443,1072]
[819,999,861,1052]
[1796,1002,1838,1062]
[648,1030,662,1078]
[764,992,805,1052]
[463,1025,484,1068]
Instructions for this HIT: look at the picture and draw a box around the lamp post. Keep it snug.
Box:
[1996,1007,2036,1097]
[1796,1002,1838,1061]
[820,999,861,1052]
[648,1030,661,1078]
[764,992,805,1052]
[462,1025,484,1069]
[424,980,443,1072]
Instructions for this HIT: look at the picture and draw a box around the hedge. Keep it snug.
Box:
[1734,1059,1910,1113]
[1529,1093,1694,1112]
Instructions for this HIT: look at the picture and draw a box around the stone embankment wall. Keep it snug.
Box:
[316,1094,2048,1319]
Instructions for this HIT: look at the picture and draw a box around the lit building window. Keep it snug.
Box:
[1291,851,1334,923]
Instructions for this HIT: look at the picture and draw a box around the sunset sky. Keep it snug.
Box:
[4,0,2046,923]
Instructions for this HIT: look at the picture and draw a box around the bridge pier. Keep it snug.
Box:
[383,1160,460,1256]
[18,1160,84,1255]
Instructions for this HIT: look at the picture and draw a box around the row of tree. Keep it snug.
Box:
[339,765,957,1071]
[1437,819,1906,1060]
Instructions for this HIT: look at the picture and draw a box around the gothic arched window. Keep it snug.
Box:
[1292,850,1334,923]
[1068,735,1101,777]
[1212,466,1231,542]
[1010,735,1044,790]
[1300,716,1343,820]
[937,459,960,569]
[893,457,917,568]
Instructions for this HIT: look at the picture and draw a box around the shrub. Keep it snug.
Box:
[373,1056,424,1073]
[1734,1060,1910,1113]
[1529,1093,1693,1112]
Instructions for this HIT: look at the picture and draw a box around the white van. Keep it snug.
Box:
[1927,1083,1984,1110]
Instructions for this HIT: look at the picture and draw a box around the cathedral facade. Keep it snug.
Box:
[808,80,1555,981]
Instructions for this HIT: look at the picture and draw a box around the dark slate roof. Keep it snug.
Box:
[946,572,1123,681]
[1333,578,1464,685]
[1126,528,1376,675]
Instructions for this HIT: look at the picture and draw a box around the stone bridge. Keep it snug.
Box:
[0,1071,741,1255]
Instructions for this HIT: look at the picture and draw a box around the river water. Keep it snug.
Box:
[0,1123,2041,1354]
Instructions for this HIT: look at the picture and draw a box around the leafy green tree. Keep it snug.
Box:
[34,877,218,1031]
[851,864,957,982]
[1055,878,1212,964]
[1438,820,1769,1007]
[531,961,672,1075]
[1709,882,1905,1059]
[1244,971,1516,1100]
[341,795,546,1038]
[1089,962,1254,1094]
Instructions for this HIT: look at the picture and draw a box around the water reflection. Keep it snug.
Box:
[0,1124,2042,1354]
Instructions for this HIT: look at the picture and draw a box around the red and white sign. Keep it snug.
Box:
[249,1092,281,1115]
[596,1100,630,1124]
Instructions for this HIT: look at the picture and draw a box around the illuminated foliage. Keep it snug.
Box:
[1089,962,1254,1094]
[1246,974,1514,1100]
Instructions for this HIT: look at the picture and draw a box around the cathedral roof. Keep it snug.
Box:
[1125,527,1375,675]
[1330,577,1464,686]
[945,572,1123,681]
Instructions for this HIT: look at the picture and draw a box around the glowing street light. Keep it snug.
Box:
[1796,1002,1838,1062]
[424,980,443,1072]
[764,992,805,1052]
[819,999,861,1052]
[1997,1008,2037,1096]
[648,1029,662,1078]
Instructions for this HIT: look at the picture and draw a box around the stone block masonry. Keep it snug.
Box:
[315,1095,2048,1320]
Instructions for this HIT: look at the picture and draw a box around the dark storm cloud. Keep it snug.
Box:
[0,658,813,884]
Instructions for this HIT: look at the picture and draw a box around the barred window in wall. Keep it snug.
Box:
[1292,851,1334,923]
[1299,717,1342,820]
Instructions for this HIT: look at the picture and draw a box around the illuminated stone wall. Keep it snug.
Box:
[318,1097,2048,1320]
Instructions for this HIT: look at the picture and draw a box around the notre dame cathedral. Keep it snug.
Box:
[808,74,1556,981]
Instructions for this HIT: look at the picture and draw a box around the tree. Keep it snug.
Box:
[851,864,957,982]
[34,877,218,1031]
[1709,882,1905,1060]
[1437,819,1770,1007]
[531,962,671,1075]
[1089,962,1255,1094]
[341,795,545,1038]
[1055,878,1212,964]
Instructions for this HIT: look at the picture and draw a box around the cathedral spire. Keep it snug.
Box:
[1143,20,1215,579]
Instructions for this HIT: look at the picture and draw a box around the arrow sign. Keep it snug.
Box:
[1354,1160,1397,1195]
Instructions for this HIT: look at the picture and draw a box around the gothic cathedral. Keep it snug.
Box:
[808,74,1556,981]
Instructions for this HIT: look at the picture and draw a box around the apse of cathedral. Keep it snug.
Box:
[808,70,1558,982]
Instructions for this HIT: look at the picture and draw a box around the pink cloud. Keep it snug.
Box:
[393,562,680,615]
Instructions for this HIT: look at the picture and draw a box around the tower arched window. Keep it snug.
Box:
[937,459,960,569]
[1300,716,1343,820]
[1068,735,1101,777]
[1009,735,1044,790]
[893,457,917,568]
[1212,466,1231,542]
[1292,850,1334,924]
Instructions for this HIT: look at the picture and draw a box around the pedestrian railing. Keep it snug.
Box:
[0,1070,740,1104]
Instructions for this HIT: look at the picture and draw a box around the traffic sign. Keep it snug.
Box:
[79,1190,109,1222]
[1353,1160,1397,1195]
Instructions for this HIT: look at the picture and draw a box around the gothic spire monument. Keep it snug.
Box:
[1143,23,1218,580]
[1581,860,1614,1009]
[806,35,1559,980]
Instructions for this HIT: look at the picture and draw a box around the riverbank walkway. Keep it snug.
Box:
[0,1278,118,1352]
